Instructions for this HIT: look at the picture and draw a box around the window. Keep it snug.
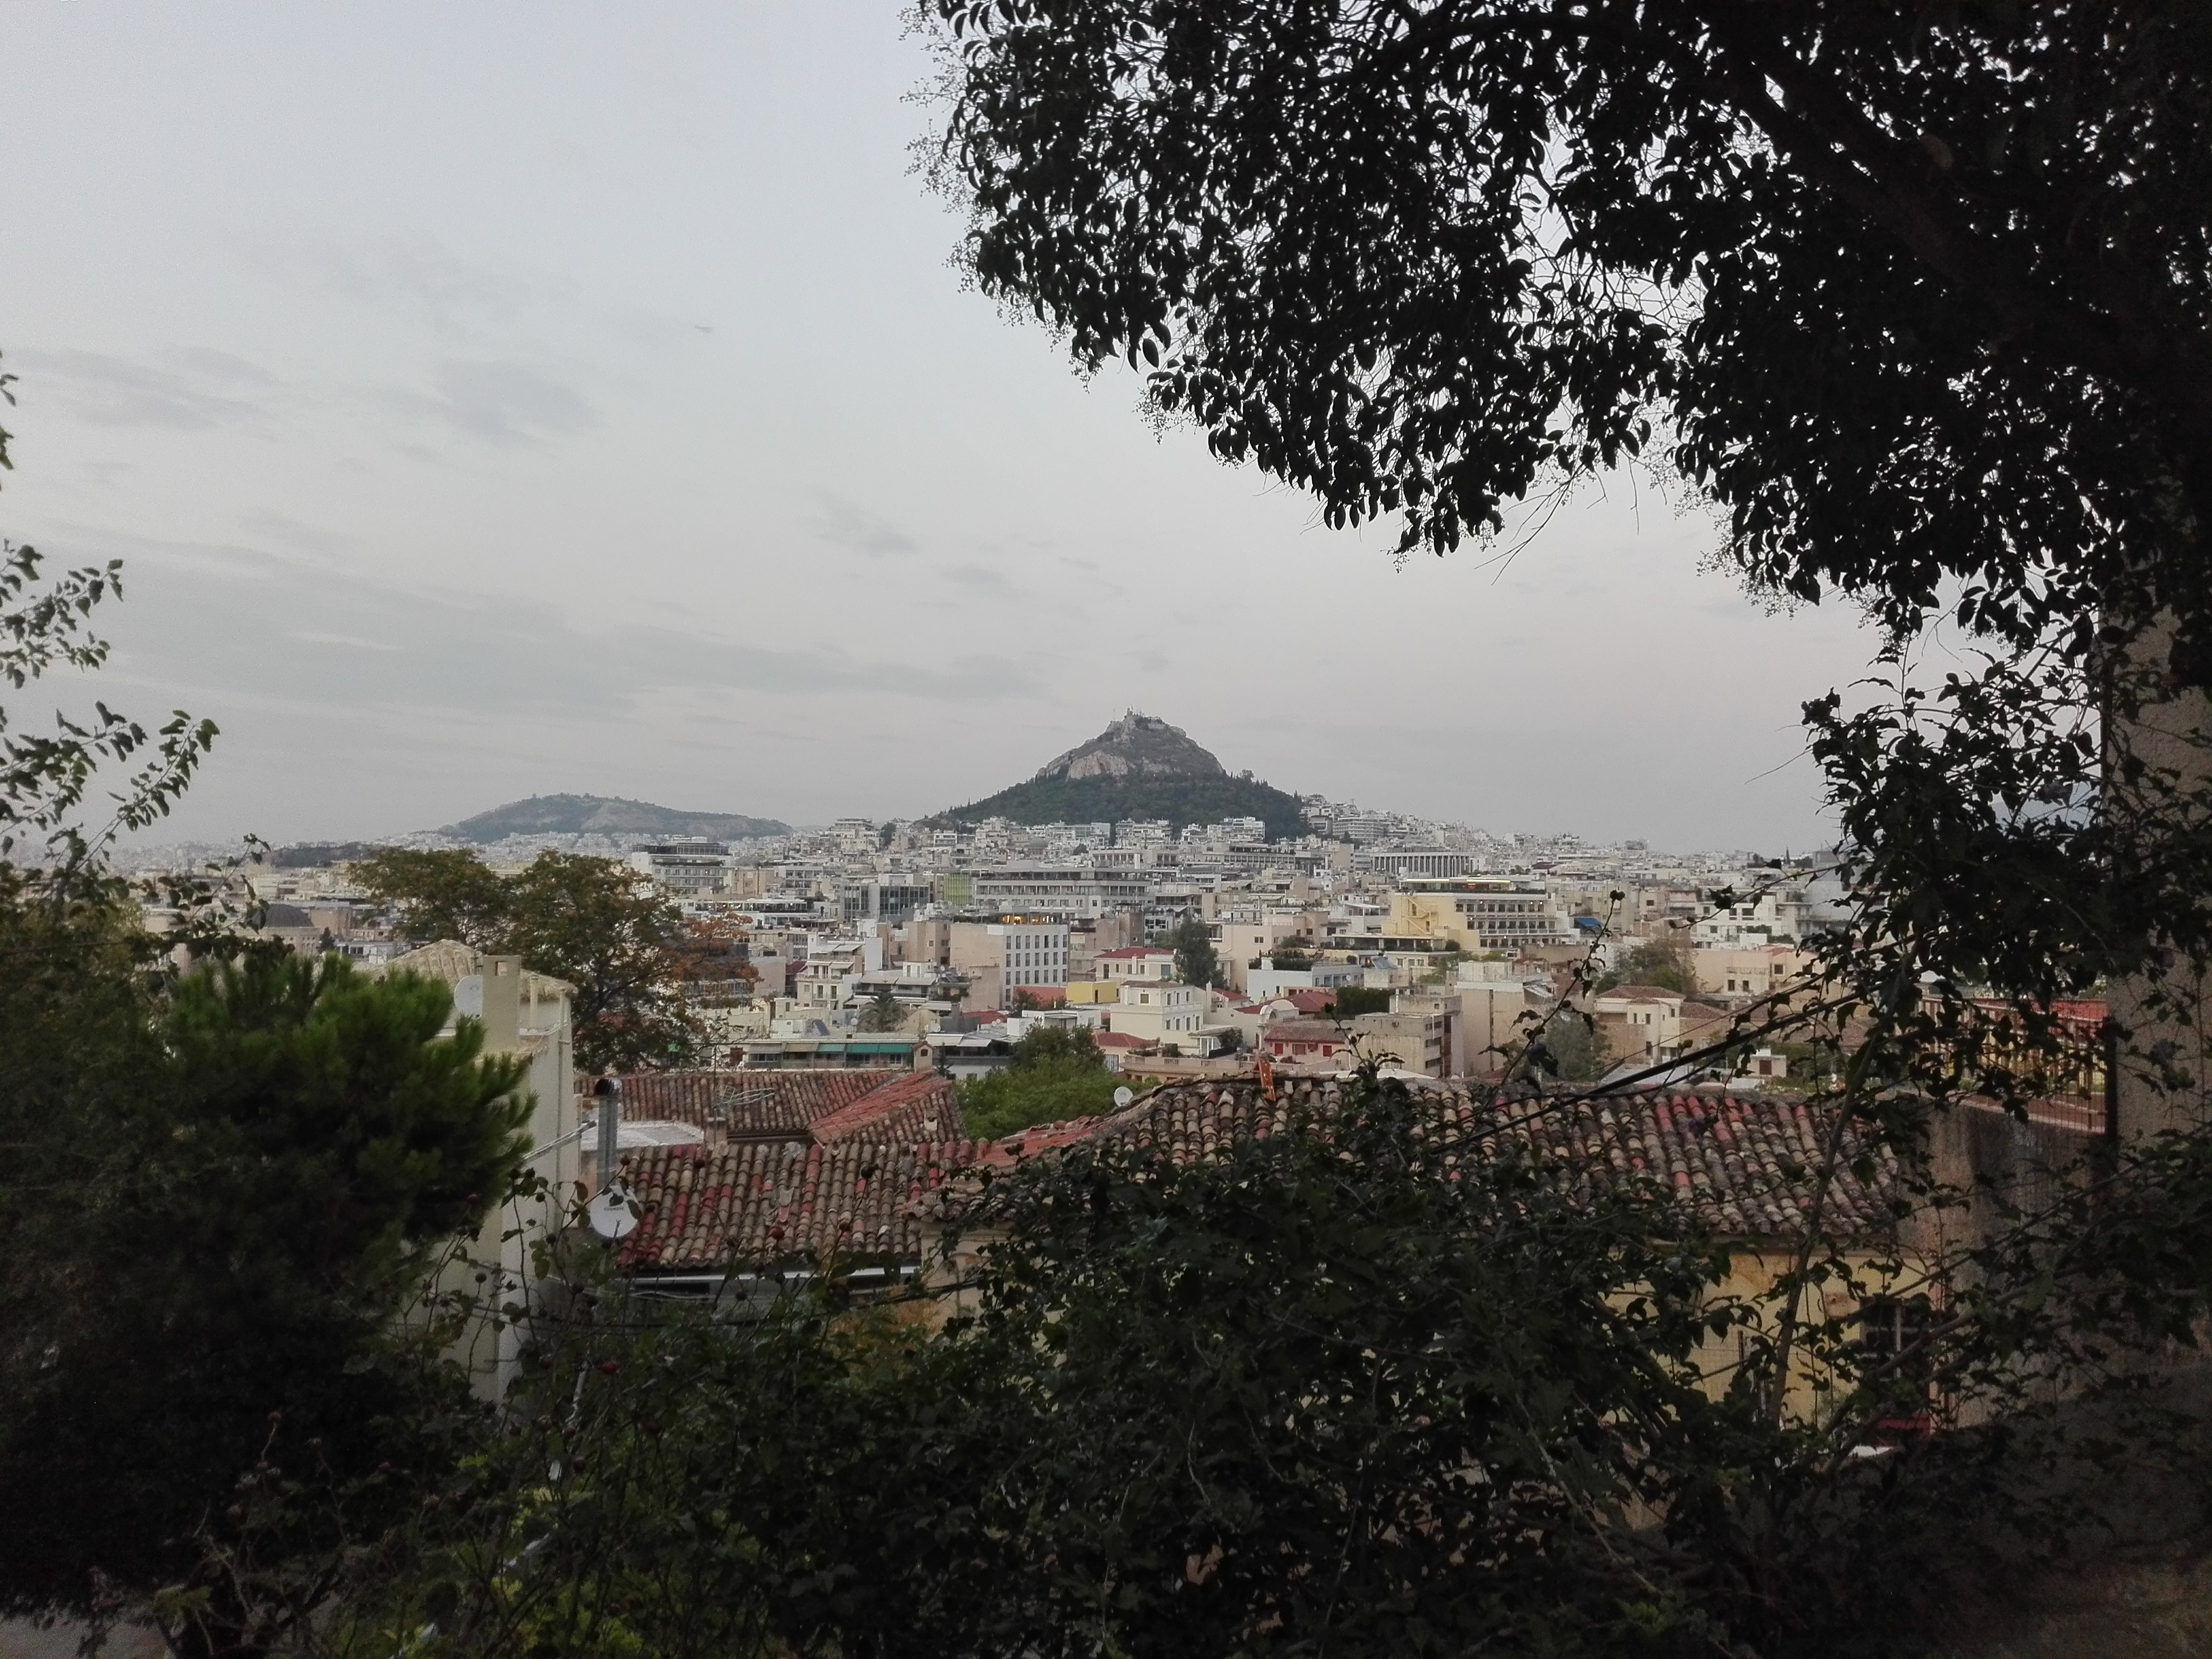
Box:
[1856,1295,1934,1396]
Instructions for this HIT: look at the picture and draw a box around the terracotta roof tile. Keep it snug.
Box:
[593,1069,903,1138]
[613,1077,1921,1276]
[1093,1078,1909,1243]
[616,1137,983,1271]
[808,1070,960,1144]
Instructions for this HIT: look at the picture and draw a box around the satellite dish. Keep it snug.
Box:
[1113,1086,1134,1109]
[588,1186,639,1241]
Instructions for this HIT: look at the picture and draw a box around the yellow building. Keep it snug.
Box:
[1388,882,1569,952]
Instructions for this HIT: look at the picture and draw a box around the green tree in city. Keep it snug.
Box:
[1529,1007,1605,1084]
[860,986,905,1032]
[355,848,701,1073]
[1170,914,1220,988]
[1598,931,1700,998]
[345,847,509,948]
[1326,984,1391,1019]
[958,1024,1121,1139]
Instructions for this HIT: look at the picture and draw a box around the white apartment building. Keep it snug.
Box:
[1690,885,1836,948]
[1362,849,1485,879]
[629,839,729,894]
[998,919,1069,992]
[968,866,1151,918]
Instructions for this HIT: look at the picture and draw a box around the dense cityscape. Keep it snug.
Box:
[138,712,1845,1091]
[3,6,2206,1658]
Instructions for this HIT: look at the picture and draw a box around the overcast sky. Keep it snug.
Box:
[0,4,1879,851]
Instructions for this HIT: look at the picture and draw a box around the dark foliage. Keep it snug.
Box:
[945,771,1308,840]
[1328,984,1392,1017]
[0,916,531,1654]
[1599,934,1700,998]
[337,1076,1784,1657]
[1170,913,1222,987]
[924,1,2210,661]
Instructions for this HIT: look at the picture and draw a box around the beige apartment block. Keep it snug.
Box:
[1695,944,1813,1000]
[947,919,1070,1000]
[1109,978,1204,1045]
[1593,984,1686,1063]
[1393,977,1539,1076]
[1387,883,1571,951]
[1097,945,1177,983]
[1348,1009,1448,1077]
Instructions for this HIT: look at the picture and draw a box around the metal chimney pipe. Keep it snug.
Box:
[592,1075,619,1192]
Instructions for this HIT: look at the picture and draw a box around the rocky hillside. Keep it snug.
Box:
[439,793,788,843]
[943,714,1308,840]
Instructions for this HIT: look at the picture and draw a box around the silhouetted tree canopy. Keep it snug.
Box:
[0,931,530,1652]
[926,1,2211,671]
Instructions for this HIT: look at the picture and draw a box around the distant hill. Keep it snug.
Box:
[440,793,789,843]
[942,713,1309,840]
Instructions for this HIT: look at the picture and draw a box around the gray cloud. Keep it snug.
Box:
[805,493,917,557]
[233,228,533,335]
[238,511,362,558]
[81,531,1035,717]
[13,346,276,429]
[427,359,595,445]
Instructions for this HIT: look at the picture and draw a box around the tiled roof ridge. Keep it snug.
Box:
[614,1076,1959,1275]
[590,1068,891,1133]
[1092,1077,1914,1243]
[809,1070,959,1144]
[617,1135,985,1271]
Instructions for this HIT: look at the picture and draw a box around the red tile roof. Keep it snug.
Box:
[593,1069,932,1142]
[1091,1077,1911,1242]
[617,1137,983,1271]
[612,1075,1943,1275]
[808,1070,959,1145]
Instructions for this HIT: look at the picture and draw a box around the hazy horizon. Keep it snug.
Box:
[1,4,1882,850]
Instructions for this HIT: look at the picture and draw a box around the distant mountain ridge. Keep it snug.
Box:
[440,793,789,843]
[943,713,1309,840]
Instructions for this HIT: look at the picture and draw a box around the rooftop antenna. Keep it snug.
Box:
[592,1075,621,1191]
[586,1075,638,1241]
